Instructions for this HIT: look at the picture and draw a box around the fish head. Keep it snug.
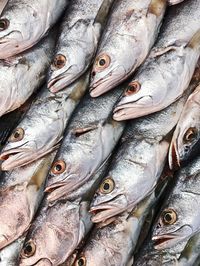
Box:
[89,36,139,98]
[169,90,200,169]
[19,201,91,266]
[152,193,195,250]
[113,68,167,120]
[90,175,128,223]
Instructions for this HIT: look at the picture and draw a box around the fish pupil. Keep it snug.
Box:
[55,164,62,172]
[14,132,20,139]
[103,182,110,191]
[99,59,106,66]
[0,19,9,31]
[24,244,32,254]
[78,258,85,266]
[164,213,172,223]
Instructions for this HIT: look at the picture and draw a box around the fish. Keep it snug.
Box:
[44,86,125,203]
[89,0,167,97]
[169,84,200,169]
[0,73,89,171]
[74,181,168,266]
[152,154,200,250]
[48,0,114,93]
[0,0,67,59]
[0,32,55,117]
[0,0,8,15]
[19,164,109,266]
[0,152,55,249]
[0,236,25,266]
[113,0,200,121]
[90,85,194,224]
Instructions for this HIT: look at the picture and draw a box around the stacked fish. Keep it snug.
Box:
[0,0,199,265]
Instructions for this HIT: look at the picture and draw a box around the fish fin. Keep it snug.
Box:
[187,30,200,50]
[94,0,114,27]
[148,0,167,17]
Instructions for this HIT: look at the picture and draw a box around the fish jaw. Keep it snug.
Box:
[90,194,128,224]
[19,258,53,266]
[168,140,181,170]
[89,65,126,97]
[152,225,193,250]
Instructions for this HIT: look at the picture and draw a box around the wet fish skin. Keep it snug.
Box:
[152,155,200,251]
[48,0,114,93]
[0,73,89,171]
[169,84,200,169]
[0,153,55,249]
[0,33,55,117]
[168,0,185,5]
[44,86,125,203]
[0,0,8,15]
[18,164,109,266]
[113,0,200,121]
[0,0,67,59]
[90,87,193,224]
[89,0,167,97]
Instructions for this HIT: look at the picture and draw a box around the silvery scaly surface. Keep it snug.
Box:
[0,153,55,250]
[0,73,89,171]
[74,185,168,266]
[89,0,167,97]
[0,33,55,117]
[48,0,114,93]
[0,0,67,59]
[89,80,196,224]
[19,163,109,266]
[113,0,200,121]
[152,155,200,251]
[169,84,200,169]
[44,86,125,203]
[0,236,25,266]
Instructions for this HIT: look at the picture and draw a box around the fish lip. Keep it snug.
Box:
[152,234,178,250]
[168,141,181,170]
[48,73,68,93]
[20,257,53,266]
[0,234,9,249]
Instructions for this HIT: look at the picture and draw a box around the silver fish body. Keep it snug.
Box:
[0,73,89,171]
[0,0,67,58]
[48,0,114,93]
[90,88,193,224]
[44,86,125,203]
[0,33,55,117]
[0,153,55,249]
[19,164,109,266]
[169,84,200,169]
[114,0,200,121]
[89,0,167,97]
[152,155,200,251]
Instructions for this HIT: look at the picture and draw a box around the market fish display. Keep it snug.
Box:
[45,86,125,203]
[19,164,109,266]
[90,83,195,224]
[0,0,67,59]
[48,0,114,93]
[113,0,200,121]
[152,154,200,250]
[0,153,55,249]
[0,33,55,117]
[0,73,89,171]
[89,0,167,97]
[169,84,200,169]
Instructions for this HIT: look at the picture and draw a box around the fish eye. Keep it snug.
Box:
[21,240,36,258]
[9,128,24,142]
[125,81,141,96]
[52,54,66,69]
[75,256,86,266]
[51,160,66,174]
[100,177,115,194]
[183,127,197,143]
[0,19,9,31]
[95,53,111,71]
[161,209,177,225]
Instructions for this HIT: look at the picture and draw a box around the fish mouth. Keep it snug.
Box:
[113,96,154,121]
[168,141,181,170]
[0,234,9,249]
[89,66,125,97]
[20,258,53,266]
[90,195,128,223]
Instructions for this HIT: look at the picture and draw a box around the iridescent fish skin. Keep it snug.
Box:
[0,73,89,171]
[0,0,67,58]
[169,84,200,169]
[114,0,200,121]
[48,0,114,93]
[89,0,167,97]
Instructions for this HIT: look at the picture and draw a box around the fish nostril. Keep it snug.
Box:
[91,71,96,77]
